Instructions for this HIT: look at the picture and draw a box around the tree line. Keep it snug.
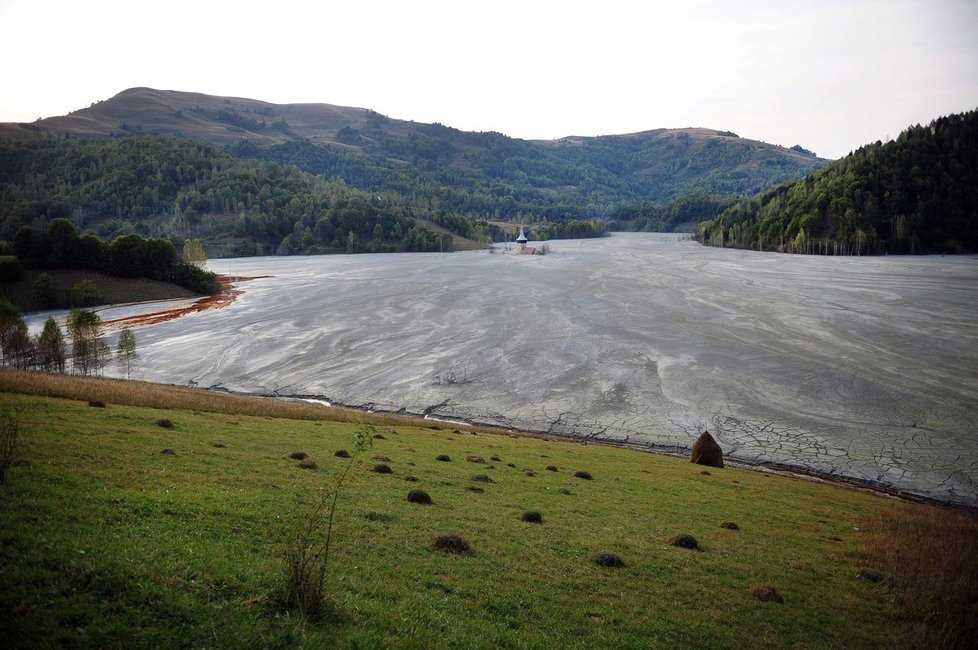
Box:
[0,297,135,377]
[7,218,219,294]
[698,109,978,254]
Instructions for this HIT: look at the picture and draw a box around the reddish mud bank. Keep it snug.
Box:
[103,275,267,329]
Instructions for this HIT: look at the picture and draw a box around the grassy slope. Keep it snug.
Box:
[3,269,200,312]
[0,375,958,649]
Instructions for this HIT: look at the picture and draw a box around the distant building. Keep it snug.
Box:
[515,226,542,255]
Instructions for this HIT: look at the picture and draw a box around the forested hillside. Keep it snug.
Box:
[0,134,453,256]
[2,87,827,233]
[699,109,978,254]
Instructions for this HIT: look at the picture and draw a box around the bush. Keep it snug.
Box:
[690,431,724,468]
[0,407,20,484]
[436,454,451,462]
[668,533,700,550]
[465,455,485,464]
[431,533,471,554]
[471,474,493,483]
[720,521,740,530]
[70,279,103,307]
[290,451,308,460]
[298,459,318,469]
[155,418,174,429]
[371,463,393,474]
[31,273,66,309]
[88,400,106,408]
[0,256,23,282]
[407,489,432,505]
[591,551,625,568]
[573,470,593,480]
[521,511,543,524]
[334,449,350,458]
[546,465,559,472]
[371,454,391,462]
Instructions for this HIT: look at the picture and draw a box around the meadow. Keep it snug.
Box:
[0,371,975,649]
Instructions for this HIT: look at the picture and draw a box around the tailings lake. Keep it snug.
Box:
[69,234,978,505]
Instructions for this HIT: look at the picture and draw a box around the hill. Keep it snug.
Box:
[1,370,975,648]
[3,87,828,224]
[699,109,978,254]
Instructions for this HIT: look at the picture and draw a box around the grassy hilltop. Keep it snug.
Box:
[0,371,975,649]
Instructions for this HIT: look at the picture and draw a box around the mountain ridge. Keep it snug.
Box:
[5,86,824,161]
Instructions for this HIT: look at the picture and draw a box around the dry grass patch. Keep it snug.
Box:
[859,503,978,649]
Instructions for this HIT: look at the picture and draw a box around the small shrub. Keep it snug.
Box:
[212,442,226,448]
[465,455,485,464]
[88,400,106,408]
[371,463,393,474]
[334,449,350,458]
[404,475,418,482]
[372,434,386,440]
[289,451,308,460]
[0,407,20,484]
[407,489,433,505]
[546,465,558,472]
[155,418,174,429]
[298,459,318,469]
[490,455,502,462]
[431,533,471,554]
[522,511,543,524]
[364,511,391,522]
[523,469,536,477]
[466,486,485,493]
[573,470,593,480]
[436,454,451,462]
[284,422,374,618]
[720,521,740,530]
[669,533,700,550]
[558,488,571,495]
[700,470,711,476]
[471,474,493,483]
[690,431,724,468]
[371,454,391,462]
[160,448,176,455]
[750,584,784,603]
[591,551,625,568]
[506,463,516,468]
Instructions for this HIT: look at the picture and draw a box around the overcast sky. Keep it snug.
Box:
[1,0,975,159]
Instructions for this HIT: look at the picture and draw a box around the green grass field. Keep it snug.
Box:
[0,377,972,649]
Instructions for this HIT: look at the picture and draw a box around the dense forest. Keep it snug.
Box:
[0,134,449,257]
[2,87,828,247]
[227,126,823,223]
[699,110,978,254]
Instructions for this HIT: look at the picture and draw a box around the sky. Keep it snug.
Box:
[0,0,975,160]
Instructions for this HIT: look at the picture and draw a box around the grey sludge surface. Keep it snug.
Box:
[110,234,978,505]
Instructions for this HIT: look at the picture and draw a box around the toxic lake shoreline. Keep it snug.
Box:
[26,234,978,507]
[193,384,957,508]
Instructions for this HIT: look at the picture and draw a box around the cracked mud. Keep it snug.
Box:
[54,234,977,505]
